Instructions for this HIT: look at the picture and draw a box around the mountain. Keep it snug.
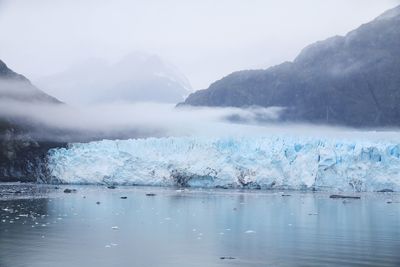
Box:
[0,60,61,104]
[0,59,64,182]
[181,5,400,127]
[37,52,192,105]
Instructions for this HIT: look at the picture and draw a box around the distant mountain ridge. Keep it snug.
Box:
[181,5,400,127]
[37,52,192,105]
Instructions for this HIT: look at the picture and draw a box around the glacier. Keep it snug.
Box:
[47,136,400,192]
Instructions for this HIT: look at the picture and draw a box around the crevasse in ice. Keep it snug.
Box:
[47,136,400,191]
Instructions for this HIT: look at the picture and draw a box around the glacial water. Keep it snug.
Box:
[1,184,400,267]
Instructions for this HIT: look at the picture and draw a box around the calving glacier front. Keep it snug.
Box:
[47,136,400,191]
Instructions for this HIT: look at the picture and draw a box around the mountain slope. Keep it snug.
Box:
[0,60,62,104]
[0,59,64,182]
[181,5,400,127]
[37,52,191,105]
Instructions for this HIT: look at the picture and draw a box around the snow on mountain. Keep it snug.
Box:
[36,52,191,105]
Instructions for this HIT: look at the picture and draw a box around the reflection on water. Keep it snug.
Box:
[1,185,400,267]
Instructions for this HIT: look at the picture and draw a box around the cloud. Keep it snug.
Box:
[1,1,400,143]
[35,52,192,105]
[0,94,285,141]
[0,0,398,91]
[1,95,398,144]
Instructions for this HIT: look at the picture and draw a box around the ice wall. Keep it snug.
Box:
[47,136,400,192]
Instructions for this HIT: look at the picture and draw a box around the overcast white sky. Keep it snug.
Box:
[0,0,399,91]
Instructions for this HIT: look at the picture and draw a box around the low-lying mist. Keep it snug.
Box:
[0,98,285,142]
[1,97,399,144]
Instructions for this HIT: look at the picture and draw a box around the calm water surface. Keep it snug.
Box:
[1,184,400,267]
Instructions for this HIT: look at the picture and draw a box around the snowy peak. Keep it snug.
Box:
[113,52,191,92]
[37,52,192,105]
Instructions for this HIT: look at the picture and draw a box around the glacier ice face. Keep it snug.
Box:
[47,136,400,192]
